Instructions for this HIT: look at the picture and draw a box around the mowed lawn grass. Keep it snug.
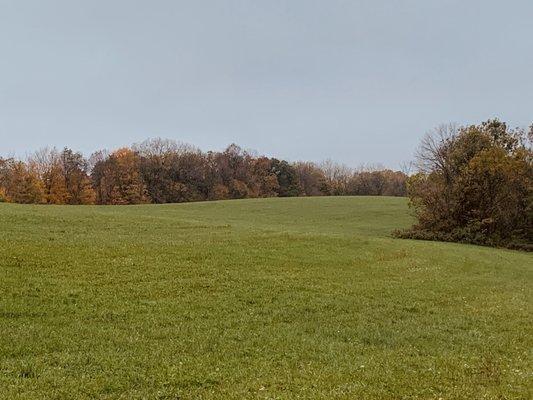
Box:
[0,197,531,399]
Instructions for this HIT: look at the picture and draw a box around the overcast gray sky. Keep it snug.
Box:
[1,0,532,168]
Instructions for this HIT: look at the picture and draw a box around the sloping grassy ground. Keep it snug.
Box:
[0,197,531,399]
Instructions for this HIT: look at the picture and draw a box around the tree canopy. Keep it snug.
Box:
[0,141,408,206]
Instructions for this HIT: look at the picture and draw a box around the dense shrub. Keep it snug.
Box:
[395,120,532,250]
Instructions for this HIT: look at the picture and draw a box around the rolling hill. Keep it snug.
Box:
[0,197,531,399]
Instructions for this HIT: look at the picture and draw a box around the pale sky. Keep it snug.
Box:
[1,0,532,168]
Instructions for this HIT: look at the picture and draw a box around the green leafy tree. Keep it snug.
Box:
[270,159,302,197]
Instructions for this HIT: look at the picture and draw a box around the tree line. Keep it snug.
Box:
[0,139,408,205]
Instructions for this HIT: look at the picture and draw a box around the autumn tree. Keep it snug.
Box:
[397,119,532,249]
[0,158,10,202]
[91,148,149,205]
[134,138,206,203]
[56,148,95,204]
[206,144,254,200]
[28,148,69,204]
[380,170,408,196]
[249,157,279,197]
[319,160,352,195]
[0,158,45,204]
[348,169,407,196]
[294,162,327,196]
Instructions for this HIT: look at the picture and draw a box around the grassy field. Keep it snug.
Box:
[0,197,531,399]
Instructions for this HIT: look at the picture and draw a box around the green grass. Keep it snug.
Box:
[0,196,531,399]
